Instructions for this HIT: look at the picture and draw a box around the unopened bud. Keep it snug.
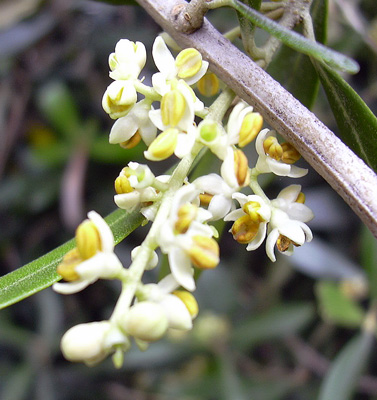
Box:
[145,128,178,161]
[123,302,168,342]
[238,112,263,147]
[188,235,219,270]
[198,120,221,143]
[263,136,283,160]
[197,72,220,97]
[57,248,81,281]
[281,142,301,164]
[233,149,250,187]
[175,48,203,79]
[161,89,186,127]
[114,175,133,195]
[231,215,259,244]
[173,290,199,319]
[76,220,102,260]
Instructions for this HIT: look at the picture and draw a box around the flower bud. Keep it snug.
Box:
[238,112,263,147]
[263,136,283,160]
[198,120,222,144]
[197,71,220,97]
[57,248,81,281]
[188,235,219,270]
[114,175,133,195]
[161,89,186,127]
[76,220,102,260]
[102,81,137,120]
[173,290,199,319]
[231,215,259,244]
[61,321,110,365]
[175,48,203,79]
[144,128,178,161]
[281,142,301,164]
[123,302,169,342]
[233,149,250,187]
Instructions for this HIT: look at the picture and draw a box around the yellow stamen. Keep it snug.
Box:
[276,235,299,252]
[295,192,306,204]
[174,203,198,234]
[199,193,213,206]
[146,128,178,160]
[173,290,199,318]
[238,112,263,148]
[56,248,82,281]
[281,142,301,164]
[263,136,283,160]
[242,201,263,222]
[188,235,219,270]
[175,48,202,79]
[161,90,186,127]
[114,175,133,194]
[197,72,220,97]
[120,131,141,149]
[76,220,102,260]
[233,149,250,187]
[231,215,259,244]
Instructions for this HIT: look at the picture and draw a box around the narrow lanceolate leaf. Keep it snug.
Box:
[314,61,377,172]
[318,330,374,400]
[268,0,327,109]
[231,0,359,73]
[0,209,144,310]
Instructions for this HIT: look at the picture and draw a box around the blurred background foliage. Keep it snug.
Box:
[0,0,377,399]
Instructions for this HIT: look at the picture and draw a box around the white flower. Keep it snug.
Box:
[266,185,313,261]
[152,36,208,89]
[108,39,146,81]
[109,100,157,146]
[225,193,271,251]
[102,80,138,120]
[157,185,216,291]
[53,211,123,294]
[255,129,307,177]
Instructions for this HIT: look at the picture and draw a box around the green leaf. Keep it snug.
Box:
[315,281,365,328]
[230,0,359,73]
[360,224,377,299]
[0,208,144,310]
[232,303,314,351]
[267,0,327,108]
[314,60,377,172]
[318,331,374,400]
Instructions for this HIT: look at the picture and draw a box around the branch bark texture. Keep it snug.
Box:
[136,0,377,238]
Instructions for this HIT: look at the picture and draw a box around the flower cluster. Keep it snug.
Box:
[53,35,313,368]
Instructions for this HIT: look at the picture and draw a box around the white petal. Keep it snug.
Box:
[220,147,238,188]
[277,185,302,202]
[268,158,292,176]
[184,60,209,86]
[279,221,306,245]
[174,129,196,159]
[246,222,267,251]
[76,252,123,280]
[148,109,165,131]
[160,294,192,330]
[88,211,114,252]
[151,72,170,96]
[152,36,176,79]
[208,194,232,221]
[287,203,314,222]
[114,191,141,212]
[169,248,196,291]
[255,128,271,156]
[193,174,230,195]
[52,278,94,294]
[266,228,279,262]
[287,165,308,178]
[224,208,245,222]
[109,114,138,144]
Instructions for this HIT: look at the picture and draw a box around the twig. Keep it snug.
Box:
[135,0,377,239]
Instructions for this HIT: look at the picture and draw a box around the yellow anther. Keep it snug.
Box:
[174,203,198,234]
[173,290,199,318]
[197,71,220,97]
[76,220,102,260]
[199,193,214,206]
[57,248,81,281]
[120,131,141,149]
[276,235,299,253]
[263,136,283,160]
[231,215,259,244]
[295,192,306,204]
[161,89,186,127]
[238,112,263,148]
[242,201,263,222]
[175,48,202,79]
[147,128,178,160]
[281,142,301,164]
[233,149,250,187]
[188,235,219,270]
[114,175,133,195]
